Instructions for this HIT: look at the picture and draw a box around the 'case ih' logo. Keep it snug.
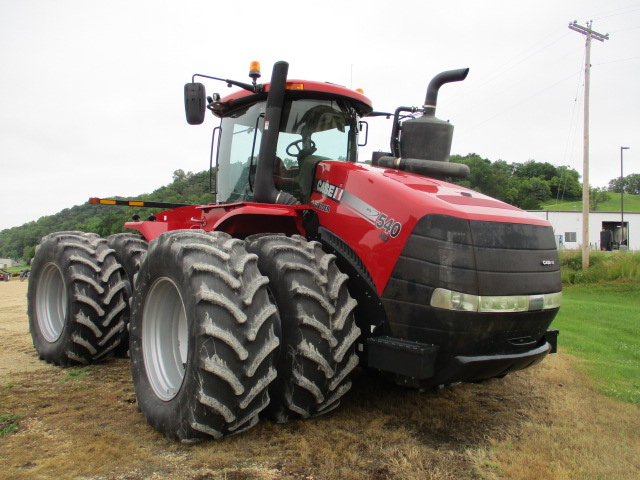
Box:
[541,260,555,266]
[315,180,344,202]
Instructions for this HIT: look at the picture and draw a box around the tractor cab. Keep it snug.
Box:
[185,63,373,205]
[217,98,358,204]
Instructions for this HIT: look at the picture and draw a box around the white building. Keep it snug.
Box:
[529,210,639,251]
[0,258,20,269]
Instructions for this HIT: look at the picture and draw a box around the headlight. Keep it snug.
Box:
[430,288,562,313]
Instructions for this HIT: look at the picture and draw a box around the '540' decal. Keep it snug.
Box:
[375,213,402,238]
[337,189,403,240]
[315,179,403,240]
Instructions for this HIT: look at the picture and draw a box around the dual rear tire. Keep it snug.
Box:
[27,232,128,365]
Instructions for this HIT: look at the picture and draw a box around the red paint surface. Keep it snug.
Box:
[126,162,551,296]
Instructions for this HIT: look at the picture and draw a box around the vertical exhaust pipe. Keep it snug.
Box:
[423,68,469,116]
[394,68,469,164]
[253,61,299,205]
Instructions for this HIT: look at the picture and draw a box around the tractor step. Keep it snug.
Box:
[367,336,439,379]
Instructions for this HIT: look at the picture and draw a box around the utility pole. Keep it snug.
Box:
[568,20,609,269]
[621,146,630,246]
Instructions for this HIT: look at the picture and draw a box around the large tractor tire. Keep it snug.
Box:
[246,234,360,423]
[129,230,280,442]
[106,233,149,292]
[27,231,128,366]
[107,233,149,356]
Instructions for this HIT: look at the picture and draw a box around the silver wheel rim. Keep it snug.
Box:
[142,277,188,401]
[36,263,67,342]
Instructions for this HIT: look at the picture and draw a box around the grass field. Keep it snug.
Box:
[560,250,640,284]
[1,266,28,275]
[541,193,640,212]
[553,281,640,404]
[1,280,639,479]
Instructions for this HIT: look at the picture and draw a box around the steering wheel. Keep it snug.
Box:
[286,139,316,158]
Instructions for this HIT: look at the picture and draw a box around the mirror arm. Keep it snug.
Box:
[192,74,263,93]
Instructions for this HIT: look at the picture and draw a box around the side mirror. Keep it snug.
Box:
[184,82,206,125]
[358,120,369,147]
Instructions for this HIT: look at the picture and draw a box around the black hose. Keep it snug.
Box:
[377,156,470,179]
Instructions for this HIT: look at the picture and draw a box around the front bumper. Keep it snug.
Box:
[427,340,552,386]
[367,329,558,387]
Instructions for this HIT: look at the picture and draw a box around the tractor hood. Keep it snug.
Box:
[309,161,554,294]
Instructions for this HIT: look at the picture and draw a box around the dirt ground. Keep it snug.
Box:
[1,280,639,480]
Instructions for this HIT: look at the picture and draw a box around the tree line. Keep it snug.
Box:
[0,170,213,262]
[449,153,582,209]
[0,156,620,263]
[607,173,640,195]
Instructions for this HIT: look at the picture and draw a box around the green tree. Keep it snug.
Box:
[549,166,582,201]
[514,177,552,210]
[450,153,493,193]
[608,173,640,195]
[450,155,574,210]
[513,160,558,181]
[589,187,611,211]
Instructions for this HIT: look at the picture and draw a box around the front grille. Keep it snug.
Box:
[380,214,561,355]
[385,214,561,298]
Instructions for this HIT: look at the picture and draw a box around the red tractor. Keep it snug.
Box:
[27,61,561,442]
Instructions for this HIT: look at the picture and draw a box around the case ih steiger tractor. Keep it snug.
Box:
[27,61,561,442]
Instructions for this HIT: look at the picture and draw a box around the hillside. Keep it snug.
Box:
[0,170,214,262]
[541,193,640,212]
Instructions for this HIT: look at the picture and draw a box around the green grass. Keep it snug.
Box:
[541,193,640,212]
[1,266,28,275]
[553,282,640,404]
[560,250,640,284]
[0,413,24,436]
[60,367,91,382]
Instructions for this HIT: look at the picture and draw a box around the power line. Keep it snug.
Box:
[593,55,640,66]
[456,48,579,120]
[609,24,640,33]
[562,49,585,169]
[581,3,640,21]
[465,69,581,131]
[449,30,570,106]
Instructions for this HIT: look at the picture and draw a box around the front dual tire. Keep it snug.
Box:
[129,230,280,442]
[245,234,360,423]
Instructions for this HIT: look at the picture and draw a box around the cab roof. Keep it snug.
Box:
[212,80,373,118]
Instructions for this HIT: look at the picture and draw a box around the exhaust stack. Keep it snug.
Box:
[398,68,469,164]
[253,61,299,205]
[423,68,469,116]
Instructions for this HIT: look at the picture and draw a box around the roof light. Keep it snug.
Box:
[356,88,364,94]
[286,82,305,90]
[249,61,261,81]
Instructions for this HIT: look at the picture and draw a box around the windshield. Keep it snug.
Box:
[216,98,357,204]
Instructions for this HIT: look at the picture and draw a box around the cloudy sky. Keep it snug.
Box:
[1,0,638,231]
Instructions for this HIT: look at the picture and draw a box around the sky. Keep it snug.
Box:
[1,0,639,231]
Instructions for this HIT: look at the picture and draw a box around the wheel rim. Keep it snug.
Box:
[142,277,188,401]
[36,263,67,342]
